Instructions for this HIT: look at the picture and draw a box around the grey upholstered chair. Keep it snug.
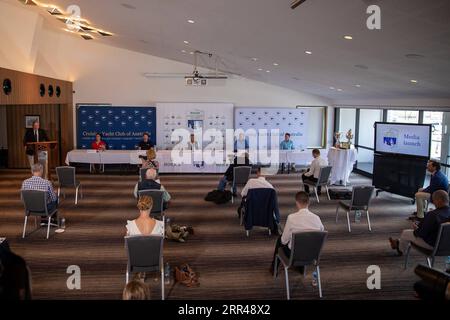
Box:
[404,222,450,270]
[125,235,165,300]
[56,166,82,205]
[303,166,332,203]
[335,186,374,233]
[21,190,58,239]
[138,189,165,220]
[231,166,252,203]
[274,231,328,299]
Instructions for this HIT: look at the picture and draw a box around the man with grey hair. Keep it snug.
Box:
[133,168,171,208]
[390,190,450,256]
[23,120,49,177]
[21,163,58,224]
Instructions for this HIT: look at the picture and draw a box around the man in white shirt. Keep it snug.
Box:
[270,191,325,274]
[302,149,328,195]
[241,167,274,198]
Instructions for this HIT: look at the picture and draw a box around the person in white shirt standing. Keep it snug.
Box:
[302,149,328,195]
[241,167,274,198]
[270,191,325,274]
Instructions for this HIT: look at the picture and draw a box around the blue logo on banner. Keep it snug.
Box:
[77,106,157,150]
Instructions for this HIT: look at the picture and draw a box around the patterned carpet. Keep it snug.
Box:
[0,169,443,300]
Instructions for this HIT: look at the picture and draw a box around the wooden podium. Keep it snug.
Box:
[27,141,58,179]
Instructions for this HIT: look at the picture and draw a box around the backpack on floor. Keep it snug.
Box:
[205,190,232,205]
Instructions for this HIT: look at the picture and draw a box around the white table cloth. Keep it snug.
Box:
[66,149,329,174]
[327,147,358,186]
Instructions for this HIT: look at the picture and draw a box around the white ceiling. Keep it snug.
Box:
[7,0,450,102]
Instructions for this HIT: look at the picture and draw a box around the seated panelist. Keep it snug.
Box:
[91,133,107,151]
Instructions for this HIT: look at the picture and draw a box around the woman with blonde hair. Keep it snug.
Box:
[126,196,164,236]
[141,148,159,170]
[122,280,150,300]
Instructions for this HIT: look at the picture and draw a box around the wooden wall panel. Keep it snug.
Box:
[6,105,61,169]
[0,67,72,105]
[1,68,74,168]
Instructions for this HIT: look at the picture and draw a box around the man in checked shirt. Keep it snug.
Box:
[21,163,58,225]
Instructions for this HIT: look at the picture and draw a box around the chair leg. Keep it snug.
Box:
[366,210,372,232]
[57,187,61,198]
[314,187,320,203]
[316,265,323,298]
[404,243,412,270]
[22,216,28,239]
[284,267,290,300]
[346,211,351,233]
[326,186,331,201]
[161,265,165,301]
[46,217,51,239]
[75,186,79,205]
[268,228,272,236]
[335,206,340,223]
[246,230,249,237]
[426,257,432,268]
[274,256,279,279]
[126,268,129,284]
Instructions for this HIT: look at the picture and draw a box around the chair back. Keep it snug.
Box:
[317,166,332,186]
[125,235,163,273]
[351,186,375,208]
[433,222,450,257]
[138,189,165,214]
[289,231,328,267]
[21,190,49,216]
[139,168,148,182]
[244,188,280,229]
[56,166,76,187]
[233,166,252,186]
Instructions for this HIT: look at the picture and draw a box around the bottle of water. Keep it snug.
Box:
[312,271,318,287]
[59,218,66,229]
[164,262,171,285]
[355,211,362,223]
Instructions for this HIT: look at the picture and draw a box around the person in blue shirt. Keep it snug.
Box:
[234,133,249,152]
[414,160,449,220]
[280,133,295,174]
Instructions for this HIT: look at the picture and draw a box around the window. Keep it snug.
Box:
[358,109,383,148]
[387,110,419,123]
[338,109,356,135]
[423,111,443,160]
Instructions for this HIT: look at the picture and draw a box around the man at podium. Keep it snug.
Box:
[23,120,49,177]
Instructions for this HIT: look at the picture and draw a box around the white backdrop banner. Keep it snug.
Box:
[234,108,310,150]
[156,103,234,150]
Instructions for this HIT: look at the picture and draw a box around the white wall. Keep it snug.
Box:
[0,1,332,147]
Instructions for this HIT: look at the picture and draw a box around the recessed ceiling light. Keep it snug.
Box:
[273,63,279,66]
[258,68,263,71]
[189,51,194,55]
[329,87,335,90]
[187,20,195,24]
[355,84,361,88]
[181,50,187,53]
[183,40,189,44]
[410,79,418,84]
[251,58,258,62]
[344,35,353,40]
[266,70,271,73]
[337,88,343,92]
[305,51,312,55]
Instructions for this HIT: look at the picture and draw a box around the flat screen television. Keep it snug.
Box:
[374,122,432,158]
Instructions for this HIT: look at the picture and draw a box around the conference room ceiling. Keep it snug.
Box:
[9,0,450,102]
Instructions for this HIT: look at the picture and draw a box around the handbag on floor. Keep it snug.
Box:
[175,264,200,287]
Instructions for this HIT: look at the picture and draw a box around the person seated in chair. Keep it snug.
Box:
[91,133,107,151]
[217,152,251,194]
[413,160,449,221]
[140,148,159,170]
[270,191,324,274]
[133,168,171,209]
[21,163,58,225]
[137,132,154,151]
[302,149,328,195]
[241,167,274,198]
[126,196,164,237]
[389,190,450,256]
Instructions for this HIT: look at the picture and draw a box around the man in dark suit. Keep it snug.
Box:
[23,121,49,175]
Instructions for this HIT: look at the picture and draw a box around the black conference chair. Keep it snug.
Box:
[335,186,375,233]
[21,190,58,240]
[404,222,450,270]
[125,235,165,300]
[56,166,82,205]
[274,231,328,299]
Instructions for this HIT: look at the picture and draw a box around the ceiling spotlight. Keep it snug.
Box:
[187,20,195,24]
[337,88,343,92]
[189,51,194,55]
[181,50,187,53]
[355,84,361,88]
[273,63,279,66]
[291,0,307,10]
[18,0,38,5]
[97,30,113,36]
[329,87,335,90]
[80,34,94,40]
[184,40,189,44]
[47,7,63,15]
[410,79,418,84]
[266,70,271,73]
[258,68,263,71]
[305,51,312,55]
[251,57,258,62]
[344,35,353,40]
